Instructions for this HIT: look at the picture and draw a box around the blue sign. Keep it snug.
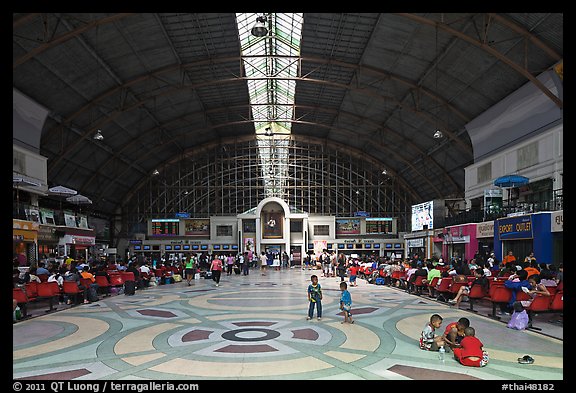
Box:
[175,212,190,218]
[354,211,370,217]
[497,215,533,239]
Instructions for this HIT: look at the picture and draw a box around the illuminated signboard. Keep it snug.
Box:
[365,217,393,234]
[151,219,180,236]
[411,201,433,231]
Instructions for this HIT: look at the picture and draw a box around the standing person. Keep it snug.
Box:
[260,251,268,276]
[339,281,354,324]
[452,327,489,367]
[348,260,358,287]
[210,255,223,287]
[307,274,323,321]
[226,254,235,276]
[337,254,347,282]
[241,252,250,276]
[185,256,195,286]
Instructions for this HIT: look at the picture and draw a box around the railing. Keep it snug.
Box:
[442,188,563,227]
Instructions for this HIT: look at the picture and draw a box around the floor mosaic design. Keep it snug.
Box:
[13,269,563,381]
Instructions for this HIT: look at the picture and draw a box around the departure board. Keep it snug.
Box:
[365,218,392,234]
[151,219,179,236]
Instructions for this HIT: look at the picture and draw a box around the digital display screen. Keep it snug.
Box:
[201,245,208,250]
[183,245,190,250]
[143,245,151,250]
[365,218,393,234]
[365,244,371,249]
[223,245,229,250]
[134,245,141,250]
[374,244,380,249]
[165,245,172,250]
[231,245,238,250]
[213,245,220,250]
[192,245,199,250]
[346,244,354,249]
[327,244,332,249]
[174,245,181,250]
[337,244,345,249]
[151,219,180,236]
[386,244,392,249]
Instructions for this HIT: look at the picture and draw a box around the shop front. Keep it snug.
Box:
[37,225,59,258]
[495,212,554,265]
[13,219,38,266]
[405,228,435,260]
[58,228,96,260]
[442,223,479,262]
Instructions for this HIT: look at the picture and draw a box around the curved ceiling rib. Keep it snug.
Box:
[78,103,460,195]
[42,55,472,144]
[13,13,136,69]
[91,120,447,211]
[122,133,415,211]
[394,13,563,109]
[46,74,471,176]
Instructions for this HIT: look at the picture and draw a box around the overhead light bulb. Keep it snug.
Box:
[152,169,160,175]
[433,130,443,139]
[251,15,268,37]
[93,130,104,140]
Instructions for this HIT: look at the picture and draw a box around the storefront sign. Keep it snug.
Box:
[497,215,533,240]
[551,211,563,232]
[476,221,494,238]
[406,238,424,248]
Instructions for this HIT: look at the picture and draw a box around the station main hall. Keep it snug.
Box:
[13,13,563,384]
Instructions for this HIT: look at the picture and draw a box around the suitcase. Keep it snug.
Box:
[124,280,136,296]
[234,266,241,275]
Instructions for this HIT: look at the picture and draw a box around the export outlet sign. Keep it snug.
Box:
[497,215,533,240]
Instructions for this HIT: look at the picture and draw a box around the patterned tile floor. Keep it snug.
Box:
[13,269,563,382]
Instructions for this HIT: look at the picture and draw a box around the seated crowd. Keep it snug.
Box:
[13,254,191,321]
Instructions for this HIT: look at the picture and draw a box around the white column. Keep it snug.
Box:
[255,217,261,255]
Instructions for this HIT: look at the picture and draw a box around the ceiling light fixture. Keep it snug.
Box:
[152,169,160,175]
[433,130,443,139]
[93,129,104,140]
[251,15,268,37]
[264,126,273,136]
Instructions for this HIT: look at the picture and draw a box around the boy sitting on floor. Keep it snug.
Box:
[452,326,489,367]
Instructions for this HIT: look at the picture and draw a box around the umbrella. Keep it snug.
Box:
[66,194,93,205]
[48,185,78,196]
[493,175,529,188]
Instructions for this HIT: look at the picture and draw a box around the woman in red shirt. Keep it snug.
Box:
[452,327,489,367]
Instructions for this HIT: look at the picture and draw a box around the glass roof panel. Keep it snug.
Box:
[236,13,303,198]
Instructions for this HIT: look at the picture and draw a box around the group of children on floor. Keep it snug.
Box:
[306,273,490,367]
[420,315,489,367]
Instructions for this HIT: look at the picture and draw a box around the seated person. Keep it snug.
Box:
[442,317,470,350]
[448,268,489,308]
[420,313,446,351]
[452,327,489,367]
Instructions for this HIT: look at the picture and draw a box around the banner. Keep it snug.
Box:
[184,219,210,236]
[335,218,361,235]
